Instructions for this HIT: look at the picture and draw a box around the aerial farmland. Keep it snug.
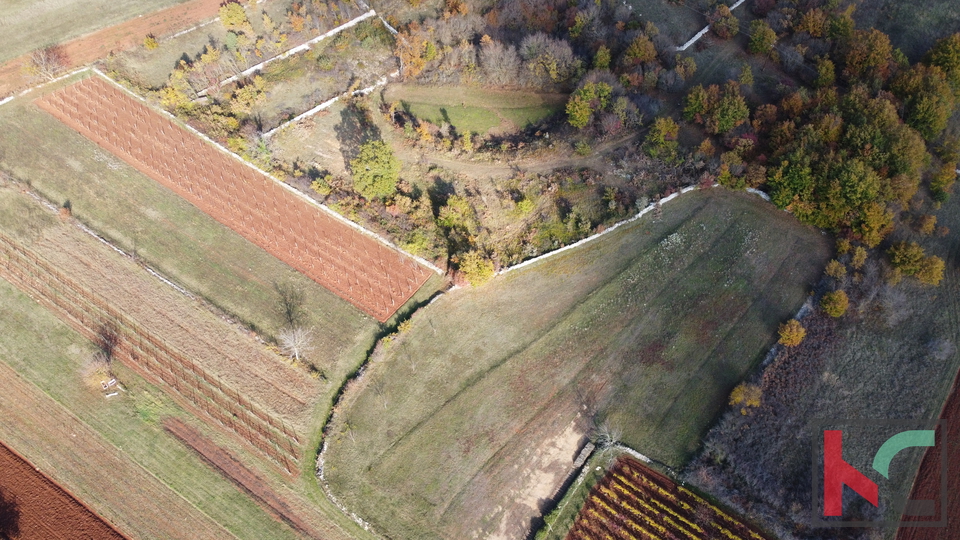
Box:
[1,0,959,539]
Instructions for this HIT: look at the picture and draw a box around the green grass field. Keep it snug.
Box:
[0,273,303,540]
[0,0,187,63]
[324,188,831,540]
[384,84,564,135]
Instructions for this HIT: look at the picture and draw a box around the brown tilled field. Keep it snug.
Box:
[0,208,322,472]
[35,75,432,322]
[0,440,126,540]
[896,367,960,537]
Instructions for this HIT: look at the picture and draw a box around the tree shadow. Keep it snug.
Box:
[0,488,20,540]
[334,101,382,174]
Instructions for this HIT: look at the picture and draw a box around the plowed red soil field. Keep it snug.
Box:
[896,368,960,537]
[0,440,127,540]
[0,0,222,97]
[36,75,432,322]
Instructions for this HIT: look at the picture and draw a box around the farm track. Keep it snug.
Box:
[0,223,309,473]
[0,440,127,540]
[0,0,223,97]
[36,76,432,322]
[164,418,321,539]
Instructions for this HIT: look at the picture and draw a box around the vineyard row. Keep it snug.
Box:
[0,230,300,472]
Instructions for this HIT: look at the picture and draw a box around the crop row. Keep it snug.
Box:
[35,76,431,322]
[0,230,300,472]
[565,457,769,540]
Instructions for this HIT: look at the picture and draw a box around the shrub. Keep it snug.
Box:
[851,246,868,269]
[821,291,849,317]
[144,35,159,50]
[729,383,762,414]
[917,256,945,285]
[825,259,846,279]
[458,251,495,286]
[778,319,806,347]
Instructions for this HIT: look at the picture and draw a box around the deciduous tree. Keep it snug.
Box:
[350,140,401,200]
[778,319,806,347]
[821,290,849,317]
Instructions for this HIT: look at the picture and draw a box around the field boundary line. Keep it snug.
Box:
[263,71,397,138]
[199,10,378,97]
[498,185,703,275]
[91,68,443,276]
[674,0,747,51]
[0,67,91,108]
[500,183,781,275]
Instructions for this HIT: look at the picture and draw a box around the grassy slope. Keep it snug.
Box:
[0,94,381,359]
[384,84,565,134]
[0,87,440,539]
[0,0,187,63]
[0,277,300,540]
[326,189,831,539]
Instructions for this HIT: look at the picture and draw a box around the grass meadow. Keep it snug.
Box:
[0,272,304,540]
[0,0,186,63]
[325,188,831,539]
[383,84,565,135]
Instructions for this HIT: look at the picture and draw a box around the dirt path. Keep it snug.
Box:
[0,0,222,97]
[0,360,236,540]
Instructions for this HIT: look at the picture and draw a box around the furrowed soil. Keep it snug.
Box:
[896,366,960,536]
[0,440,127,540]
[325,188,830,540]
[35,75,432,322]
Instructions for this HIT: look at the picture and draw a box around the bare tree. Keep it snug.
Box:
[94,322,120,360]
[279,326,314,363]
[26,45,69,81]
[593,420,622,448]
[273,281,306,328]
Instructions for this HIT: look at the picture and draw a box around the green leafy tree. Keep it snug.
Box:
[815,58,836,88]
[707,81,750,134]
[350,141,401,200]
[926,33,960,90]
[594,45,611,69]
[888,241,926,275]
[749,20,777,55]
[711,6,739,39]
[683,84,711,122]
[566,94,593,128]
[821,291,849,317]
[644,117,679,160]
[891,64,956,141]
